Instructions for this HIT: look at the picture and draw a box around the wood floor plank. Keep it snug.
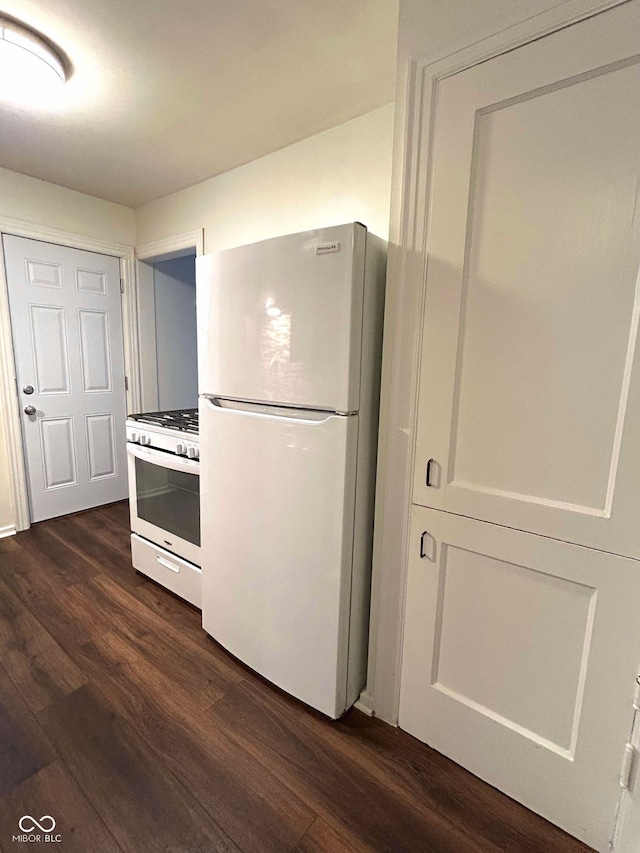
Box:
[294,817,375,853]
[103,627,225,710]
[0,547,95,650]
[0,663,56,798]
[95,500,131,530]
[0,578,87,715]
[133,574,203,633]
[39,514,143,591]
[13,523,101,588]
[210,680,487,853]
[64,573,245,691]
[79,632,316,852]
[0,761,123,852]
[65,506,132,560]
[0,535,19,555]
[38,685,240,853]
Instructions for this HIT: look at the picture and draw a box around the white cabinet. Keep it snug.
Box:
[412,1,640,559]
[398,4,640,850]
[400,505,640,852]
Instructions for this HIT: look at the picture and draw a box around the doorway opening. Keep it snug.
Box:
[136,248,198,415]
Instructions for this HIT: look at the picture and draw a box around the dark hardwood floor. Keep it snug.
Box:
[0,502,591,853]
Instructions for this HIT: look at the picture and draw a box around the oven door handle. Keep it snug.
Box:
[127,443,200,476]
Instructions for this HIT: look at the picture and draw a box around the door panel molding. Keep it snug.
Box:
[39,416,78,490]
[0,216,136,531]
[85,413,118,480]
[368,0,631,727]
[29,304,72,395]
[78,309,113,393]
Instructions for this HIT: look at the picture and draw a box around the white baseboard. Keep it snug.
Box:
[354,689,375,717]
[0,525,17,539]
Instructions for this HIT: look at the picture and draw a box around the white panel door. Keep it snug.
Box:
[3,235,127,522]
[413,2,640,559]
[400,505,640,852]
[199,396,358,718]
[196,223,366,412]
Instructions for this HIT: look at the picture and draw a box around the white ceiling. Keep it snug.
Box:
[0,1,398,208]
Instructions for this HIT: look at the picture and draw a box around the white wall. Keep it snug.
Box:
[0,167,135,245]
[398,0,571,59]
[0,168,135,533]
[153,255,198,411]
[135,104,395,250]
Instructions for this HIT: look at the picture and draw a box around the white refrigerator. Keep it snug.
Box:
[196,223,386,718]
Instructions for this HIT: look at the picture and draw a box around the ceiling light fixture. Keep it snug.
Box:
[0,14,67,102]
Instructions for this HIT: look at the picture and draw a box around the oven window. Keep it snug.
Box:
[135,457,200,547]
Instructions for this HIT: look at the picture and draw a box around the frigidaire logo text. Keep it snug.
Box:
[13,815,62,843]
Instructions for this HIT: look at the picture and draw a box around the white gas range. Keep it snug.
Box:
[126,409,201,608]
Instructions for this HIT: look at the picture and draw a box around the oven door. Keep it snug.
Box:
[127,443,200,566]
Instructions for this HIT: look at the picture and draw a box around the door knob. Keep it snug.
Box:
[23,384,34,395]
[24,405,36,416]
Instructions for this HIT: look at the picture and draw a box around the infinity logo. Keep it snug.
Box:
[19,815,56,832]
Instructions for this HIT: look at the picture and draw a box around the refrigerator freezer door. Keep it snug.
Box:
[197,223,366,412]
[199,397,358,717]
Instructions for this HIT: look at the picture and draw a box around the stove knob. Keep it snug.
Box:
[187,445,198,459]
[129,431,140,443]
[176,443,187,456]
[140,434,151,446]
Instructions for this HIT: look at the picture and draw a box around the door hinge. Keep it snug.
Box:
[620,743,637,790]
[120,277,124,294]
[124,376,129,392]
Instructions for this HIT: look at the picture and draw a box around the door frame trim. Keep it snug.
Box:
[135,229,204,262]
[367,0,631,726]
[0,217,137,531]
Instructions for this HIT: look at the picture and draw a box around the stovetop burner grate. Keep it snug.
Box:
[128,408,199,433]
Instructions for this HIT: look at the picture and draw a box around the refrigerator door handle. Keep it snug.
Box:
[202,395,352,423]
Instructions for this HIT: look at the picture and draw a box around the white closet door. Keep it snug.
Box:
[413,1,640,558]
[3,235,127,522]
[400,505,640,852]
